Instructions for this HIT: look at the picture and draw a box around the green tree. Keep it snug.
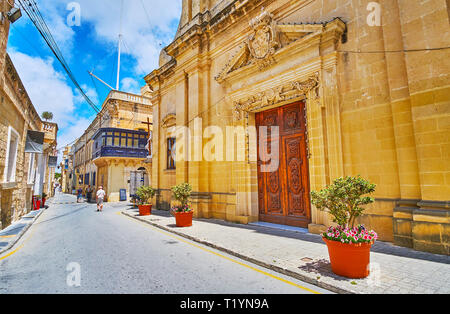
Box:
[171,183,192,208]
[42,111,54,121]
[136,186,155,205]
[311,176,376,228]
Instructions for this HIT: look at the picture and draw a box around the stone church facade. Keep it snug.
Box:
[144,0,450,255]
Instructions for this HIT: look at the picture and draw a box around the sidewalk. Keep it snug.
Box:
[0,208,45,255]
[122,206,450,294]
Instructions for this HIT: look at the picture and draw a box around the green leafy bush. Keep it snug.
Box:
[136,186,155,205]
[311,176,376,229]
[171,183,193,213]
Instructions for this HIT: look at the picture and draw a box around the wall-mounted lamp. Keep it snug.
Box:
[7,7,22,24]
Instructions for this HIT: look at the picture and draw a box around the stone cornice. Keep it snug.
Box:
[143,0,270,87]
[144,58,177,89]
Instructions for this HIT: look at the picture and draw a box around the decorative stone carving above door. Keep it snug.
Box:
[215,11,345,84]
[232,74,319,121]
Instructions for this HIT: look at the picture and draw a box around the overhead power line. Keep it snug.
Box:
[17,0,100,114]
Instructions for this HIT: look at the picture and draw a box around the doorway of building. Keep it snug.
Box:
[256,101,311,228]
[129,167,149,198]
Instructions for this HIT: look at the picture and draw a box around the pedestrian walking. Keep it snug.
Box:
[96,186,106,212]
[86,185,92,203]
[77,187,83,203]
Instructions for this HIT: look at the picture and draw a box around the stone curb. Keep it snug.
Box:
[121,210,355,294]
[0,208,45,256]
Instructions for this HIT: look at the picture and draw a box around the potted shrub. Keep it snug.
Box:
[41,192,47,208]
[311,176,378,279]
[170,183,193,227]
[136,186,155,216]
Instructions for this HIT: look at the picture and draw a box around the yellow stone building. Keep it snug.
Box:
[144,0,450,254]
[0,0,58,230]
[61,145,72,193]
[72,90,153,202]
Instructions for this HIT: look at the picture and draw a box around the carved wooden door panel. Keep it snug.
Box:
[256,101,311,228]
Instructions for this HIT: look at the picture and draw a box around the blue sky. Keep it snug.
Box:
[7,0,182,158]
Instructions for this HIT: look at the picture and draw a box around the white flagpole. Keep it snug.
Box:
[116,0,124,91]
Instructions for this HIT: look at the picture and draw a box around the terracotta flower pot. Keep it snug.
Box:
[41,198,46,208]
[323,237,373,279]
[174,211,193,227]
[138,204,152,216]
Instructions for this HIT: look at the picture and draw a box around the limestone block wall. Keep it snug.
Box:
[0,86,42,229]
[279,0,450,253]
[147,0,450,254]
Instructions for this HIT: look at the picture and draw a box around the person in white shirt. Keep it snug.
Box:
[96,186,106,212]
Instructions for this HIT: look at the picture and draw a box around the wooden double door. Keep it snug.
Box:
[256,101,311,228]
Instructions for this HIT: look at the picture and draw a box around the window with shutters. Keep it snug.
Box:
[167,138,176,170]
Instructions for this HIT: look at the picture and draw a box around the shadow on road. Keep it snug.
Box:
[34,204,92,226]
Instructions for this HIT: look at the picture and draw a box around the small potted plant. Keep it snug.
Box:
[41,192,47,208]
[170,183,193,227]
[136,186,155,216]
[311,176,378,279]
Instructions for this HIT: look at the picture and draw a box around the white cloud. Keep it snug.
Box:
[8,50,96,155]
[16,1,77,59]
[9,50,76,129]
[14,0,182,75]
[76,84,100,107]
[55,116,92,167]
[44,0,182,75]
[9,0,183,162]
[57,116,92,149]
[120,77,141,94]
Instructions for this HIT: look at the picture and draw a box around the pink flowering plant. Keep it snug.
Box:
[171,183,193,213]
[171,204,192,213]
[324,225,378,244]
[311,176,378,244]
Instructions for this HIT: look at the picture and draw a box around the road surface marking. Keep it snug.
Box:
[0,244,25,261]
[0,203,92,261]
[0,216,41,261]
[119,212,322,294]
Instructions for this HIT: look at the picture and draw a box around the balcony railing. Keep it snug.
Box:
[42,122,58,142]
[93,146,148,159]
[42,122,55,131]
[92,127,149,160]
[108,90,152,106]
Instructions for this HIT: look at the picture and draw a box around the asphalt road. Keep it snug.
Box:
[0,192,331,294]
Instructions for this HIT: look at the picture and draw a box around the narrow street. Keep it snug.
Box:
[0,193,331,294]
